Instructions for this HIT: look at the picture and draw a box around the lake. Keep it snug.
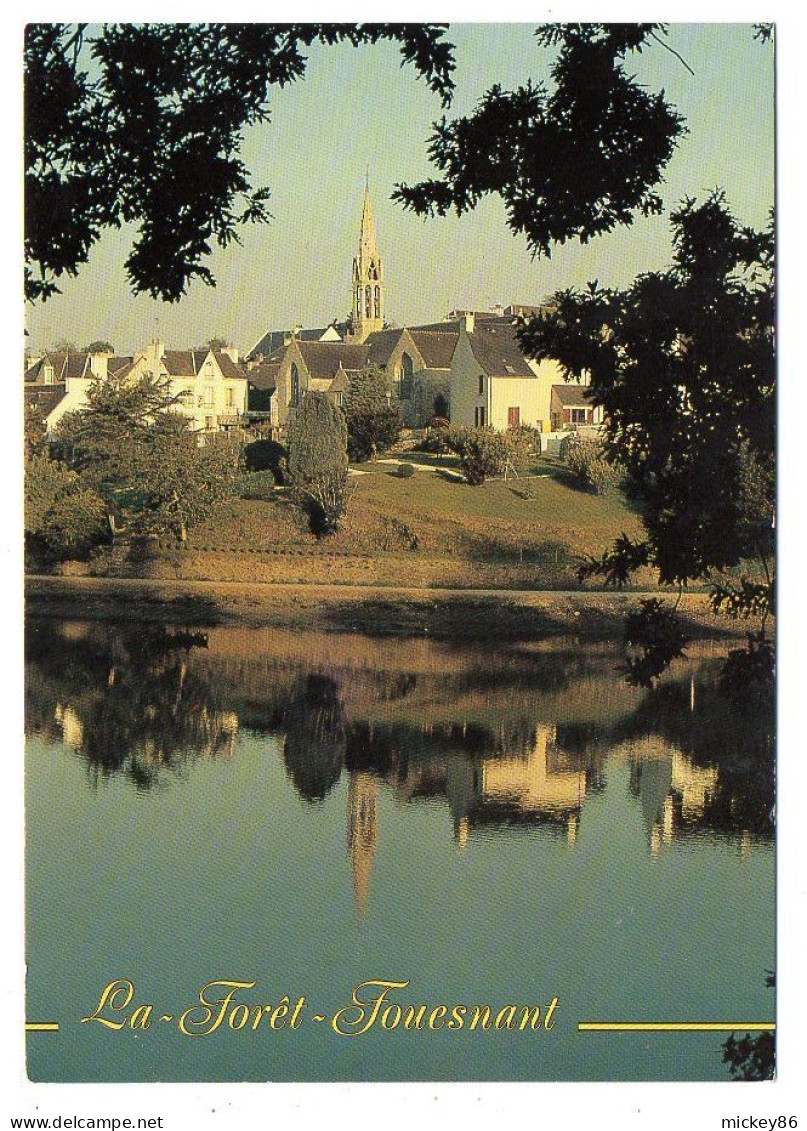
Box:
[24,616,775,1081]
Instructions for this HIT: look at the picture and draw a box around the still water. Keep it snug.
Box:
[25,618,775,1081]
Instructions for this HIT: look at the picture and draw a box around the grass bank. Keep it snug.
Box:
[25,575,753,645]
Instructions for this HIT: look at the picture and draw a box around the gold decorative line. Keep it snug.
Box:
[578,1022,775,1032]
[25,1022,59,1032]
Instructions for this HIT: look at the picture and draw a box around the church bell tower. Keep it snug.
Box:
[350,179,384,342]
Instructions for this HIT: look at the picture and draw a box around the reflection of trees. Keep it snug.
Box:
[25,622,236,789]
[281,676,346,801]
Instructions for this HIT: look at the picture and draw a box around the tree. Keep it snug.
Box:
[447,426,509,485]
[25,452,108,560]
[84,340,115,354]
[25,23,456,303]
[520,193,774,684]
[286,392,349,536]
[393,25,686,258]
[24,401,47,461]
[344,365,402,461]
[54,370,243,543]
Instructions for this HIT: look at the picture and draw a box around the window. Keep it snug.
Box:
[356,286,362,317]
[507,406,520,428]
[400,352,414,399]
[365,285,372,318]
[478,374,484,396]
[571,408,588,424]
[374,285,381,319]
[225,387,235,408]
[474,406,486,427]
[290,364,300,406]
[335,391,344,407]
[204,385,214,407]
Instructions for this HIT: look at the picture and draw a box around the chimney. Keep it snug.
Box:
[89,349,112,380]
[463,312,475,334]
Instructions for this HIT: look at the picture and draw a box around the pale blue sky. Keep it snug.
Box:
[26,23,774,356]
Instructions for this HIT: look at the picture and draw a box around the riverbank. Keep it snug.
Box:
[25,574,755,644]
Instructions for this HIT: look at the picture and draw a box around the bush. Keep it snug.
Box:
[447,426,509,485]
[564,436,621,494]
[25,453,108,560]
[397,462,416,478]
[287,393,350,536]
[347,407,402,462]
[244,438,288,483]
[503,425,542,470]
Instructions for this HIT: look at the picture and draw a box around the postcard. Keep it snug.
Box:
[18,18,779,1101]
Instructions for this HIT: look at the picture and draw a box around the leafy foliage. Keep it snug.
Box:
[447,426,509,485]
[522,194,775,679]
[564,435,621,494]
[393,24,685,257]
[25,23,455,302]
[623,598,689,688]
[55,370,243,542]
[25,453,108,560]
[244,438,288,483]
[344,366,402,462]
[24,401,47,461]
[287,392,350,536]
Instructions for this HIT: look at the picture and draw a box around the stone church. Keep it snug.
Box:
[244,182,588,437]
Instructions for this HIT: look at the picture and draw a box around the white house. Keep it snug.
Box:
[449,314,595,433]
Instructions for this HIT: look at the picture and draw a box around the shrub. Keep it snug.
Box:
[397,462,416,478]
[287,392,350,536]
[347,407,403,462]
[244,438,288,483]
[564,436,621,494]
[447,426,509,485]
[503,425,542,470]
[25,453,108,560]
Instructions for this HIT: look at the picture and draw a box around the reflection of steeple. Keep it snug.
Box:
[347,771,379,916]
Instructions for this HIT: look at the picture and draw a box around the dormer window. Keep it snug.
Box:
[44,365,54,385]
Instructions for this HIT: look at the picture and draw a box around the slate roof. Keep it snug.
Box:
[366,328,405,367]
[296,341,369,379]
[211,349,247,379]
[24,383,67,418]
[248,325,345,360]
[407,330,458,370]
[551,384,595,408]
[247,360,279,393]
[466,323,536,379]
[25,351,133,383]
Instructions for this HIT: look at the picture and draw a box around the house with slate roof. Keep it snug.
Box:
[25,348,134,436]
[449,313,588,433]
[125,340,248,432]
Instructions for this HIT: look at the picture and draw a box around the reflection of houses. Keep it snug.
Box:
[627,738,720,856]
[393,723,587,848]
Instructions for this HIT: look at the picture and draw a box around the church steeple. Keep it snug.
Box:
[350,179,384,342]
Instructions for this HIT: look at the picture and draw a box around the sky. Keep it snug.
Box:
[25,23,775,357]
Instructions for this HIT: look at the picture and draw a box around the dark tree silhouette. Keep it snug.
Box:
[24,23,456,303]
[393,25,686,257]
[520,194,774,684]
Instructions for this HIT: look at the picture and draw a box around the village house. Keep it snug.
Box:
[124,340,248,432]
[449,313,588,433]
[25,348,134,437]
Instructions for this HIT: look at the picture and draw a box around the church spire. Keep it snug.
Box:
[350,179,384,342]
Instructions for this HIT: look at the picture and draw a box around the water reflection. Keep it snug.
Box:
[26,620,774,914]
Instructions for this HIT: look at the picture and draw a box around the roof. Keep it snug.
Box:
[551,384,595,408]
[296,341,369,379]
[365,328,405,367]
[247,360,279,393]
[25,351,133,383]
[248,324,345,361]
[211,349,247,379]
[466,323,535,379]
[161,350,203,377]
[407,329,458,370]
[24,383,67,418]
